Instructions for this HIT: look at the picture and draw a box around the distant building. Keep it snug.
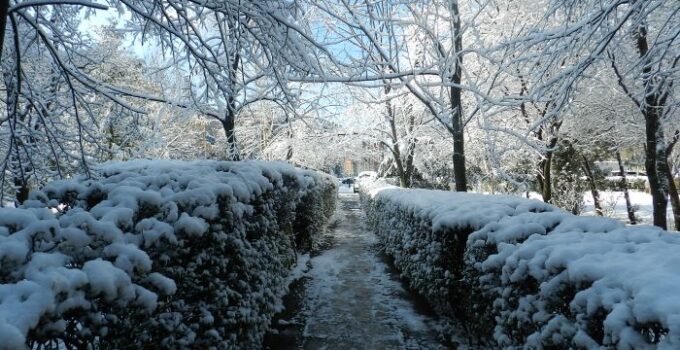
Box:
[342,146,381,176]
[343,159,356,176]
[335,134,382,176]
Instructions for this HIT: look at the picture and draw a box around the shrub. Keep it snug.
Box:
[0,160,336,350]
[362,182,680,349]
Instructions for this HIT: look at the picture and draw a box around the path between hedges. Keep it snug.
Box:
[263,193,449,350]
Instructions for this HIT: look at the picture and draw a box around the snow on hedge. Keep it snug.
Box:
[363,182,680,349]
[0,160,336,350]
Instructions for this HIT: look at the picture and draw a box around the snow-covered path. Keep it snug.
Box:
[264,193,448,350]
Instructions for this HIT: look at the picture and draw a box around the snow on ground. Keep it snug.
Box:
[265,193,449,349]
[582,190,675,225]
[338,183,356,194]
[526,190,676,228]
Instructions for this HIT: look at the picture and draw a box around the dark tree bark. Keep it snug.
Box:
[664,160,680,231]
[223,47,241,161]
[387,107,407,187]
[386,96,409,188]
[222,113,239,161]
[404,133,416,186]
[537,134,559,204]
[382,84,418,188]
[450,0,467,192]
[666,133,680,231]
[285,116,294,161]
[402,105,417,187]
[616,151,637,225]
[609,19,672,229]
[635,23,669,229]
[0,0,8,60]
[3,12,30,205]
[538,150,554,203]
[518,76,561,204]
[581,154,603,216]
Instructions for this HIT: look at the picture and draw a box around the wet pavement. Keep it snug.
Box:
[263,193,449,350]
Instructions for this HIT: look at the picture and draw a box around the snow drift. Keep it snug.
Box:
[362,182,680,349]
[0,160,336,349]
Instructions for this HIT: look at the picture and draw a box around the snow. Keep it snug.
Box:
[374,188,554,231]
[0,281,54,349]
[82,259,135,302]
[174,213,208,237]
[0,160,337,349]
[135,218,177,247]
[582,190,676,227]
[481,224,680,348]
[103,243,153,273]
[338,183,355,193]
[146,272,177,295]
[269,193,448,349]
[525,190,676,227]
[362,180,680,348]
[285,253,311,286]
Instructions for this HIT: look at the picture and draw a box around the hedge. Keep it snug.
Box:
[0,160,336,350]
[362,182,680,349]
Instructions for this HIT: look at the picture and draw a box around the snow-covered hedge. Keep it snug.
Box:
[0,160,336,350]
[363,183,680,348]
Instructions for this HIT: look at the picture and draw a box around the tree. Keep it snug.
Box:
[118,0,333,160]
[236,100,294,161]
[305,0,507,191]
[0,0,332,202]
[0,1,136,204]
[568,76,647,224]
[348,87,425,187]
[500,0,680,228]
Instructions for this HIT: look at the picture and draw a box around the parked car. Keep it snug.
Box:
[336,177,359,193]
[357,171,378,180]
[605,171,647,181]
[341,178,355,185]
[608,170,646,178]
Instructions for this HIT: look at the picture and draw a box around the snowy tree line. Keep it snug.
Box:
[305,0,679,229]
[0,0,678,228]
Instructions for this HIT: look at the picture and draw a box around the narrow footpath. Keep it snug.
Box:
[264,193,449,350]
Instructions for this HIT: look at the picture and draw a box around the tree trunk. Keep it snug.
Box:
[222,112,240,161]
[387,102,408,188]
[616,151,637,225]
[540,151,554,203]
[535,125,560,204]
[285,118,294,161]
[644,128,669,229]
[403,139,416,188]
[665,132,680,230]
[581,155,603,216]
[224,46,241,161]
[382,84,411,188]
[285,144,293,161]
[450,0,466,192]
[403,112,417,187]
[451,124,466,191]
[636,23,669,229]
[13,176,29,204]
[3,21,29,205]
[0,0,9,61]
[664,160,680,231]
[537,159,546,200]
